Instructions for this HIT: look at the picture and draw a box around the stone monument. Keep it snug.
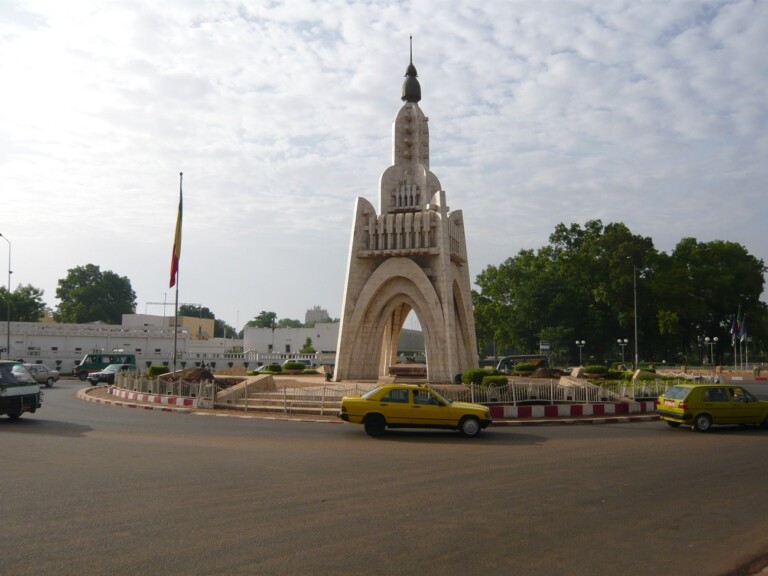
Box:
[334,52,478,383]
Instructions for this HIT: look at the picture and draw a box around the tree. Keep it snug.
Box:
[54,264,136,324]
[215,319,236,338]
[300,337,316,354]
[246,311,278,329]
[277,318,302,328]
[0,284,47,322]
[179,305,214,319]
[473,220,766,366]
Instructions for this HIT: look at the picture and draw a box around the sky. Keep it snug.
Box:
[1,0,766,331]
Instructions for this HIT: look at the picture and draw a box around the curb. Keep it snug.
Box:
[77,386,194,414]
[78,386,661,426]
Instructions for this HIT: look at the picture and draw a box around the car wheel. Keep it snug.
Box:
[665,421,681,428]
[762,415,768,430]
[45,377,54,388]
[78,373,88,381]
[459,416,481,437]
[364,414,386,437]
[6,399,23,419]
[693,413,713,432]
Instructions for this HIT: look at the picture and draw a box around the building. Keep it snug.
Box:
[304,305,330,325]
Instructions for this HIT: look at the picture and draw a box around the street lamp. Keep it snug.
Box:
[705,336,718,366]
[0,233,10,360]
[632,264,638,370]
[617,338,628,364]
[576,340,585,366]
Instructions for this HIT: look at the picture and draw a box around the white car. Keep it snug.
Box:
[24,363,60,388]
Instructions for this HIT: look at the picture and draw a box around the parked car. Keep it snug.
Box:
[86,363,137,386]
[74,352,137,381]
[338,383,492,437]
[656,383,768,432]
[24,363,60,388]
[0,360,42,419]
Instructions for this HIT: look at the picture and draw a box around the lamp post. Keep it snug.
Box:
[576,340,585,366]
[0,233,10,359]
[705,336,718,366]
[617,338,628,364]
[632,264,638,370]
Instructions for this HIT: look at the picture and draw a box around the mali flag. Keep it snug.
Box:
[169,173,183,288]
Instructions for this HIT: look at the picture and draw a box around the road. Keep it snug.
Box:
[2,380,768,576]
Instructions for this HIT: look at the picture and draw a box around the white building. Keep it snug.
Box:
[1,315,423,373]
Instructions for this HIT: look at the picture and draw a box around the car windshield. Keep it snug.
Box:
[9,364,36,383]
[103,364,123,373]
[661,385,690,400]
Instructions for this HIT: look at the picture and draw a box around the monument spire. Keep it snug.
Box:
[401,36,421,103]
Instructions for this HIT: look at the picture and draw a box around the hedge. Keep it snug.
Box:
[147,365,170,378]
[481,375,509,387]
[583,365,607,374]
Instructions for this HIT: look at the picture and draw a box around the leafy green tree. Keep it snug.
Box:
[277,318,302,328]
[54,264,136,324]
[179,304,214,319]
[246,311,277,329]
[300,337,316,353]
[0,284,47,322]
[473,220,766,366]
[215,319,236,338]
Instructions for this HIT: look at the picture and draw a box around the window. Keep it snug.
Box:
[380,389,409,403]
[703,388,728,402]
[413,389,440,405]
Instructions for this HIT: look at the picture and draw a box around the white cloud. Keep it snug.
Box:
[0,0,765,327]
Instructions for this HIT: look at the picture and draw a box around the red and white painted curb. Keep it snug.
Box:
[489,401,657,420]
[108,387,197,407]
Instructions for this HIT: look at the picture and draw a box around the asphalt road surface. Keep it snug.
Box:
[2,380,768,576]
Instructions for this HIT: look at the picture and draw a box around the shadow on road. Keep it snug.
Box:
[0,417,93,437]
[355,428,547,446]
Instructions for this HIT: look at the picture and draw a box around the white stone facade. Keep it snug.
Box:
[334,58,478,383]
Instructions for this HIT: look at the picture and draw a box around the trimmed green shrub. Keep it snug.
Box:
[462,368,491,385]
[513,363,537,372]
[147,365,169,377]
[481,375,509,387]
[583,365,607,374]
[283,361,306,371]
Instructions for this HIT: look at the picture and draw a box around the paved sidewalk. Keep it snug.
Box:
[78,385,661,426]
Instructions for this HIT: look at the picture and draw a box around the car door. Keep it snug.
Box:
[701,387,730,423]
[727,387,763,424]
[377,388,411,424]
[411,388,453,427]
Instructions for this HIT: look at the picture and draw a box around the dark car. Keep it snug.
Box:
[87,363,136,385]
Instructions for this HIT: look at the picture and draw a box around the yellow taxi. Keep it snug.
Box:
[656,383,768,432]
[338,383,492,437]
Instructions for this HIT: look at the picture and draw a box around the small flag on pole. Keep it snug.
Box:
[169,173,183,288]
[739,314,747,342]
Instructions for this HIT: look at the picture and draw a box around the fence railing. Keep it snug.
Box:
[113,374,689,413]
[115,372,213,399]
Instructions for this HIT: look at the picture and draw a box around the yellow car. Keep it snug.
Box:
[656,383,768,432]
[338,384,492,437]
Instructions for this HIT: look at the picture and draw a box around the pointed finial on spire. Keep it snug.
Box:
[402,36,421,103]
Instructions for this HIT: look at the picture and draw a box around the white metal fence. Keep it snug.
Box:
[113,374,695,414]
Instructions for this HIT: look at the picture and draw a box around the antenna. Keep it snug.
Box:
[410,35,413,63]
